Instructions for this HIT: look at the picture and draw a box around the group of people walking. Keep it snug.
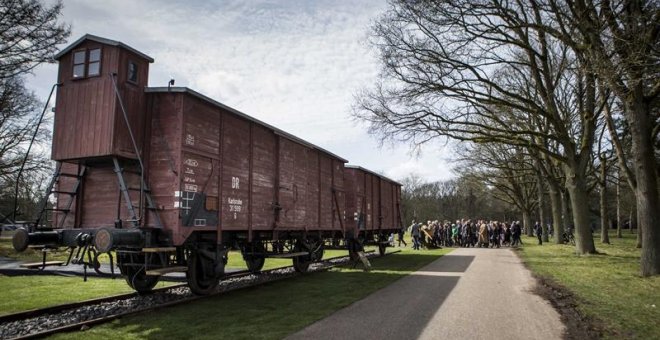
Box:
[400,219,525,250]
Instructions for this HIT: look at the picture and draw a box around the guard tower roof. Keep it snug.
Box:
[54,34,154,62]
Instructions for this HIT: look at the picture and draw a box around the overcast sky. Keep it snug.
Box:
[29,0,456,182]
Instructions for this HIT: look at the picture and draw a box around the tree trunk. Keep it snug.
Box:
[630,209,635,234]
[627,95,660,276]
[549,186,564,244]
[565,166,597,254]
[600,154,610,244]
[636,215,642,248]
[600,189,610,244]
[616,170,622,238]
[522,209,532,240]
[562,189,571,233]
[536,168,549,242]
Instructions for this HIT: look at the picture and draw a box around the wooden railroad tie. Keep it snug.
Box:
[141,247,176,253]
[145,266,188,276]
[20,261,64,269]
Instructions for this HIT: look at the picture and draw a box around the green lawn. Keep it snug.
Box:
[518,233,660,339]
[0,241,423,317]
[0,247,357,316]
[0,237,73,263]
[0,275,142,315]
[49,245,449,340]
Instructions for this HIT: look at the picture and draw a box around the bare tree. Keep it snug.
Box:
[0,77,50,177]
[536,160,549,241]
[0,0,70,79]
[399,173,514,225]
[0,0,70,220]
[532,148,568,244]
[458,143,538,235]
[598,152,611,244]
[546,0,659,275]
[355,1,603,254]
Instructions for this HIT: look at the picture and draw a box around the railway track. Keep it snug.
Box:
[0,250,396,339]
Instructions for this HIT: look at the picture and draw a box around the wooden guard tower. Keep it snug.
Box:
[52,34,153,161]
[38,35,160,231]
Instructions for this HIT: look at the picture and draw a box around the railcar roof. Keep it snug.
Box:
[145,87,348,163]
[54,34,155,62]
[345,165,402,186]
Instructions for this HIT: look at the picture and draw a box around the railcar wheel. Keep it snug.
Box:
[118,253,159,294]
[244,242,266,273]
[293,255,311,273]
[187,251,219,295]
[292,242,312,273]
[310,242,324,261]
[125,268,159,294]
[246,256,265,273]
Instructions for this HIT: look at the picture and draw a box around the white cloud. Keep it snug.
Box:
[27,0,457,184]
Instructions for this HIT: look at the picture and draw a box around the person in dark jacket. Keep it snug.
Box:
[535,221,543,245]
[503,223,512,246]
[490,222,502,248]
[410,221,421,250]
[397,225,407,247]
[511,221,522,246]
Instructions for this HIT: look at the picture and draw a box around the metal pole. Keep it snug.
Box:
[12,83,61,223]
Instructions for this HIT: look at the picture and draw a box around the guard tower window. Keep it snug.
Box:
[72,48,102,78]
[72,51,86,78]
[127,61,138,83]
[88,48,101,76]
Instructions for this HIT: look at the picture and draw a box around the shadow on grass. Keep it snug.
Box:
[66,253,464,340]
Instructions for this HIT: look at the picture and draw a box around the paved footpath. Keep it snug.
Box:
[287,247,565,340]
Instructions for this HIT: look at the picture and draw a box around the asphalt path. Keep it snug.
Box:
[287,247,565,340]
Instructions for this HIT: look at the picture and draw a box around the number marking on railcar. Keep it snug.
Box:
[185,133,195,146]
[184,158,199,167]
[228,197,243,219]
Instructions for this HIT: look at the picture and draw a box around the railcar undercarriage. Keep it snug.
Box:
[12,228,386,295]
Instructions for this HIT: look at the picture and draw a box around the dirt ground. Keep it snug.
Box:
[516,247,612,340]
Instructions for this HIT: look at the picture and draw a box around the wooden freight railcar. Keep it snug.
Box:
[13,34,348,294]
[343,165,402,255]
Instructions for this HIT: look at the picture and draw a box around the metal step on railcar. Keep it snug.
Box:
[116,247,184,277]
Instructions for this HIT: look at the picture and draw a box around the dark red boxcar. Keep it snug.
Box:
[343,165,402,253]
[142,88,347,245]
[14,34,399,295]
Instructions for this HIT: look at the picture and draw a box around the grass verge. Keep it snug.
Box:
[0,238,73,263]
[518,233,659,339]
[0,275,145,315]
[49,246,450,340]
[0,248,364,316]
